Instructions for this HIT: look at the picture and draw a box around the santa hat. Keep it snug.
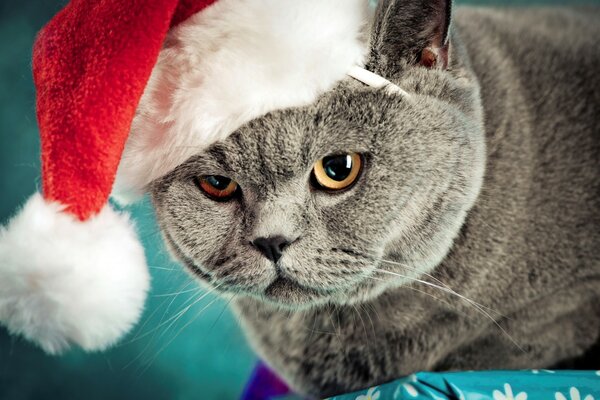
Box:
[0,0,375,354]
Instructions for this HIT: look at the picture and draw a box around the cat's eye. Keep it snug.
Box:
[196,175,239,200]
[311,153,363,191]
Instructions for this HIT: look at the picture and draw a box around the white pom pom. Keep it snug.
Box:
[0,193,150,354]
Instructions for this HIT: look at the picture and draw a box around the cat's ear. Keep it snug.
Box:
[369,0,452,71]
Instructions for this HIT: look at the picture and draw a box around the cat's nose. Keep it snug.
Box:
[251,235,291,263]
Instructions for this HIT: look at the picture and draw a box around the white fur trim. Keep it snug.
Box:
[113,0,371,202]
[0,194,150,354]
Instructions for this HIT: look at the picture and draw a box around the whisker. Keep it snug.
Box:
[358,302,377,340]
[306,312,319,343]
[152,284,222,344]
[329,249,521,351]
[158,282,201,326]
[149,265,178,271]
[351,302,370,342]
[128,285,208,345]
[206,294,236,335]
[125,280,196,344]
[372,268,525,353]
[152,287,201,298]
[356,249,509,321]
[328,308,343,346]
[326,247,507,321]
[123,283,222,370]
[362,275,472,321]
[365,299,383,324]
[136,294,223,377]
[374,256,507,319]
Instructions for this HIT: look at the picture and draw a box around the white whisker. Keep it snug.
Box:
[125,280,196,344]
[137,294,224,377]
[363,275,472,320]
[374,256,508,319]
[372,268,525,353]
[152,287,201,298]
[123,283,222,370]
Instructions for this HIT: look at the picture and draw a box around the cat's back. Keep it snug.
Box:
[453,7,599,276]
[454,6,600,130]
[455,6,600,47]
[454,6,600,69]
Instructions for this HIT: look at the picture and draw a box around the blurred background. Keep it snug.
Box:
[0,0,598,399]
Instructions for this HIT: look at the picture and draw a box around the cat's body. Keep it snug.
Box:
[236,7,600,396]
[151,4,600,398]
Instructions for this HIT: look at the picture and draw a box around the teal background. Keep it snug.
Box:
[0,1,598,399]
[0,2,256,399]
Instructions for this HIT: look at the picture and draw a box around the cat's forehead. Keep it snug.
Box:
[199,86,404,168]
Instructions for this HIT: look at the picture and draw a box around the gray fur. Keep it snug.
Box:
[150,3,600,398]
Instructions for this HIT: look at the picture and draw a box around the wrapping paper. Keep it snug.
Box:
[330,370,600,400]
[242,363,600,400]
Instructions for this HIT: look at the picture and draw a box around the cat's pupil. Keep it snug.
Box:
[206,175,231,190]
[322,155,353,181]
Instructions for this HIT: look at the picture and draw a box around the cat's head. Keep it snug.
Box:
[150,0,485,309]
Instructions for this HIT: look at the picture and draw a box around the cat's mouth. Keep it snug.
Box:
[165,229,346,306]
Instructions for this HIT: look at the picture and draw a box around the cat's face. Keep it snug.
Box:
[150,0,485,309]
[150,60,485,308]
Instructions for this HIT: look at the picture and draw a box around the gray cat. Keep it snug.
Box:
[150,0,600,397]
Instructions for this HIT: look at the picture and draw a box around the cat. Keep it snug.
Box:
[150,0,600,397]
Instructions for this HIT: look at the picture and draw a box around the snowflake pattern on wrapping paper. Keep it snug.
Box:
[555,387,595,400]
[324,370,600,400]
[393,374,419,399]
[493,383,528,400]
[356,387,380,400]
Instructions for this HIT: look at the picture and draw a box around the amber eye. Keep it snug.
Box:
[312,153,363,191]
[196,175,239,200]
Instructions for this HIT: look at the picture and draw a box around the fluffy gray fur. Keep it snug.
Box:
[150,2,600,397]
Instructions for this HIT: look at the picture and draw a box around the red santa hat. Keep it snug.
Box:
[0,0,372,354]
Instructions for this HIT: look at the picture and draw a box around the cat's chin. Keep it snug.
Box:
[257,277,328,309]
[248,277,385,310]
